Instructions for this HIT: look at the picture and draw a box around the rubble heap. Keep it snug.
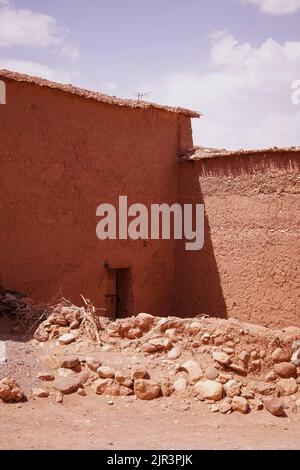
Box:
[1,302,300,417]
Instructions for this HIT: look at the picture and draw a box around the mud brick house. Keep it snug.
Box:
[0,70,299,328]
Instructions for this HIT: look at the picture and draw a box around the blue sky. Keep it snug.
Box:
[1,0,300,148]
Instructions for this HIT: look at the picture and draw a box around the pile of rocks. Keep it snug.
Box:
[2,307,300,417]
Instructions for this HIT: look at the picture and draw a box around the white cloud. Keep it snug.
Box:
[0,58,76,83]
[0,5,64,47]
[153,32,300,149]
[241,0,300,15]
[60,43,80,62]
[0,2,80,61]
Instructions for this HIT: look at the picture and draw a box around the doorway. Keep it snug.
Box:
[104,267,133,319]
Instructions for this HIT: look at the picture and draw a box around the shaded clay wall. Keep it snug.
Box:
[0,78,192,315]
[176,151,300,328]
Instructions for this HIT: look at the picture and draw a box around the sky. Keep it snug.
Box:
[0,0,300,149]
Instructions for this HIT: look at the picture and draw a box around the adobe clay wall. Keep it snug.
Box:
[175,151,300,328]
[0,75,192,315]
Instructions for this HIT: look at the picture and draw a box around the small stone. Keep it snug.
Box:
[201,333,210,344]
[212,351,231,366]
[249,398,264,411]
[224,379,241,398]
[271,348,290,363]
[107,400,114,405]
[222,347,234,355]
[291,349,300,366]
[219,401,232,414]
[250,381,275,396]
[97,366,115,379]
[241,388,254,399]
[194,380,223,402]
[0,377,25,403]
[231,396,249,414]
[134,379,161,400]
[37,371,55,381]
[77,387,86,396]
[55,391,63,403]
[180,360,203,382]
[60,356,80,369]
[205,366,219,380]
[217,372,232,384]
[115,371,133,388]
[136,312,155,331]
[142,337,172,353]
[58,333,75,345]
[34,324,49,342]
[33,388,49,398]
[173,377,187,393]
[86,357,102,372]
[211,404,219,413]
[131,366,150,380]
[161,379,174,397]
[185,321,202,335]
[239,351,250,363]
[265,371,277,382]
[95,379,133,396]
[228,364,247,375]
[167,347,181,360]
[264,397,285,416]
[274,362,297,378]
[276,378,298,396]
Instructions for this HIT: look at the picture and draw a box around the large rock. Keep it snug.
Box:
[212,351,231,366]
[0,377,25,402]
[271,348,290,363]
[194,380,223,401]
[231,396,249,414]
[180,360,203,382]
[224,379,241,398]
[276,378,298,396]
[134,379,161,400]
[264,397,285,416]
[274,362,297,378]
[54,370,89,394]
[95,378,133,396]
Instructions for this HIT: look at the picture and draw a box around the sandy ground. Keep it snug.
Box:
[0,317,299,450]
[1,393,300,450]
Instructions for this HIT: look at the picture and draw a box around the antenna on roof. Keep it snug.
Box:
[135,91,152,101]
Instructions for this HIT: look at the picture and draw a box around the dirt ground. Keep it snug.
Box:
[0,316,300,450]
